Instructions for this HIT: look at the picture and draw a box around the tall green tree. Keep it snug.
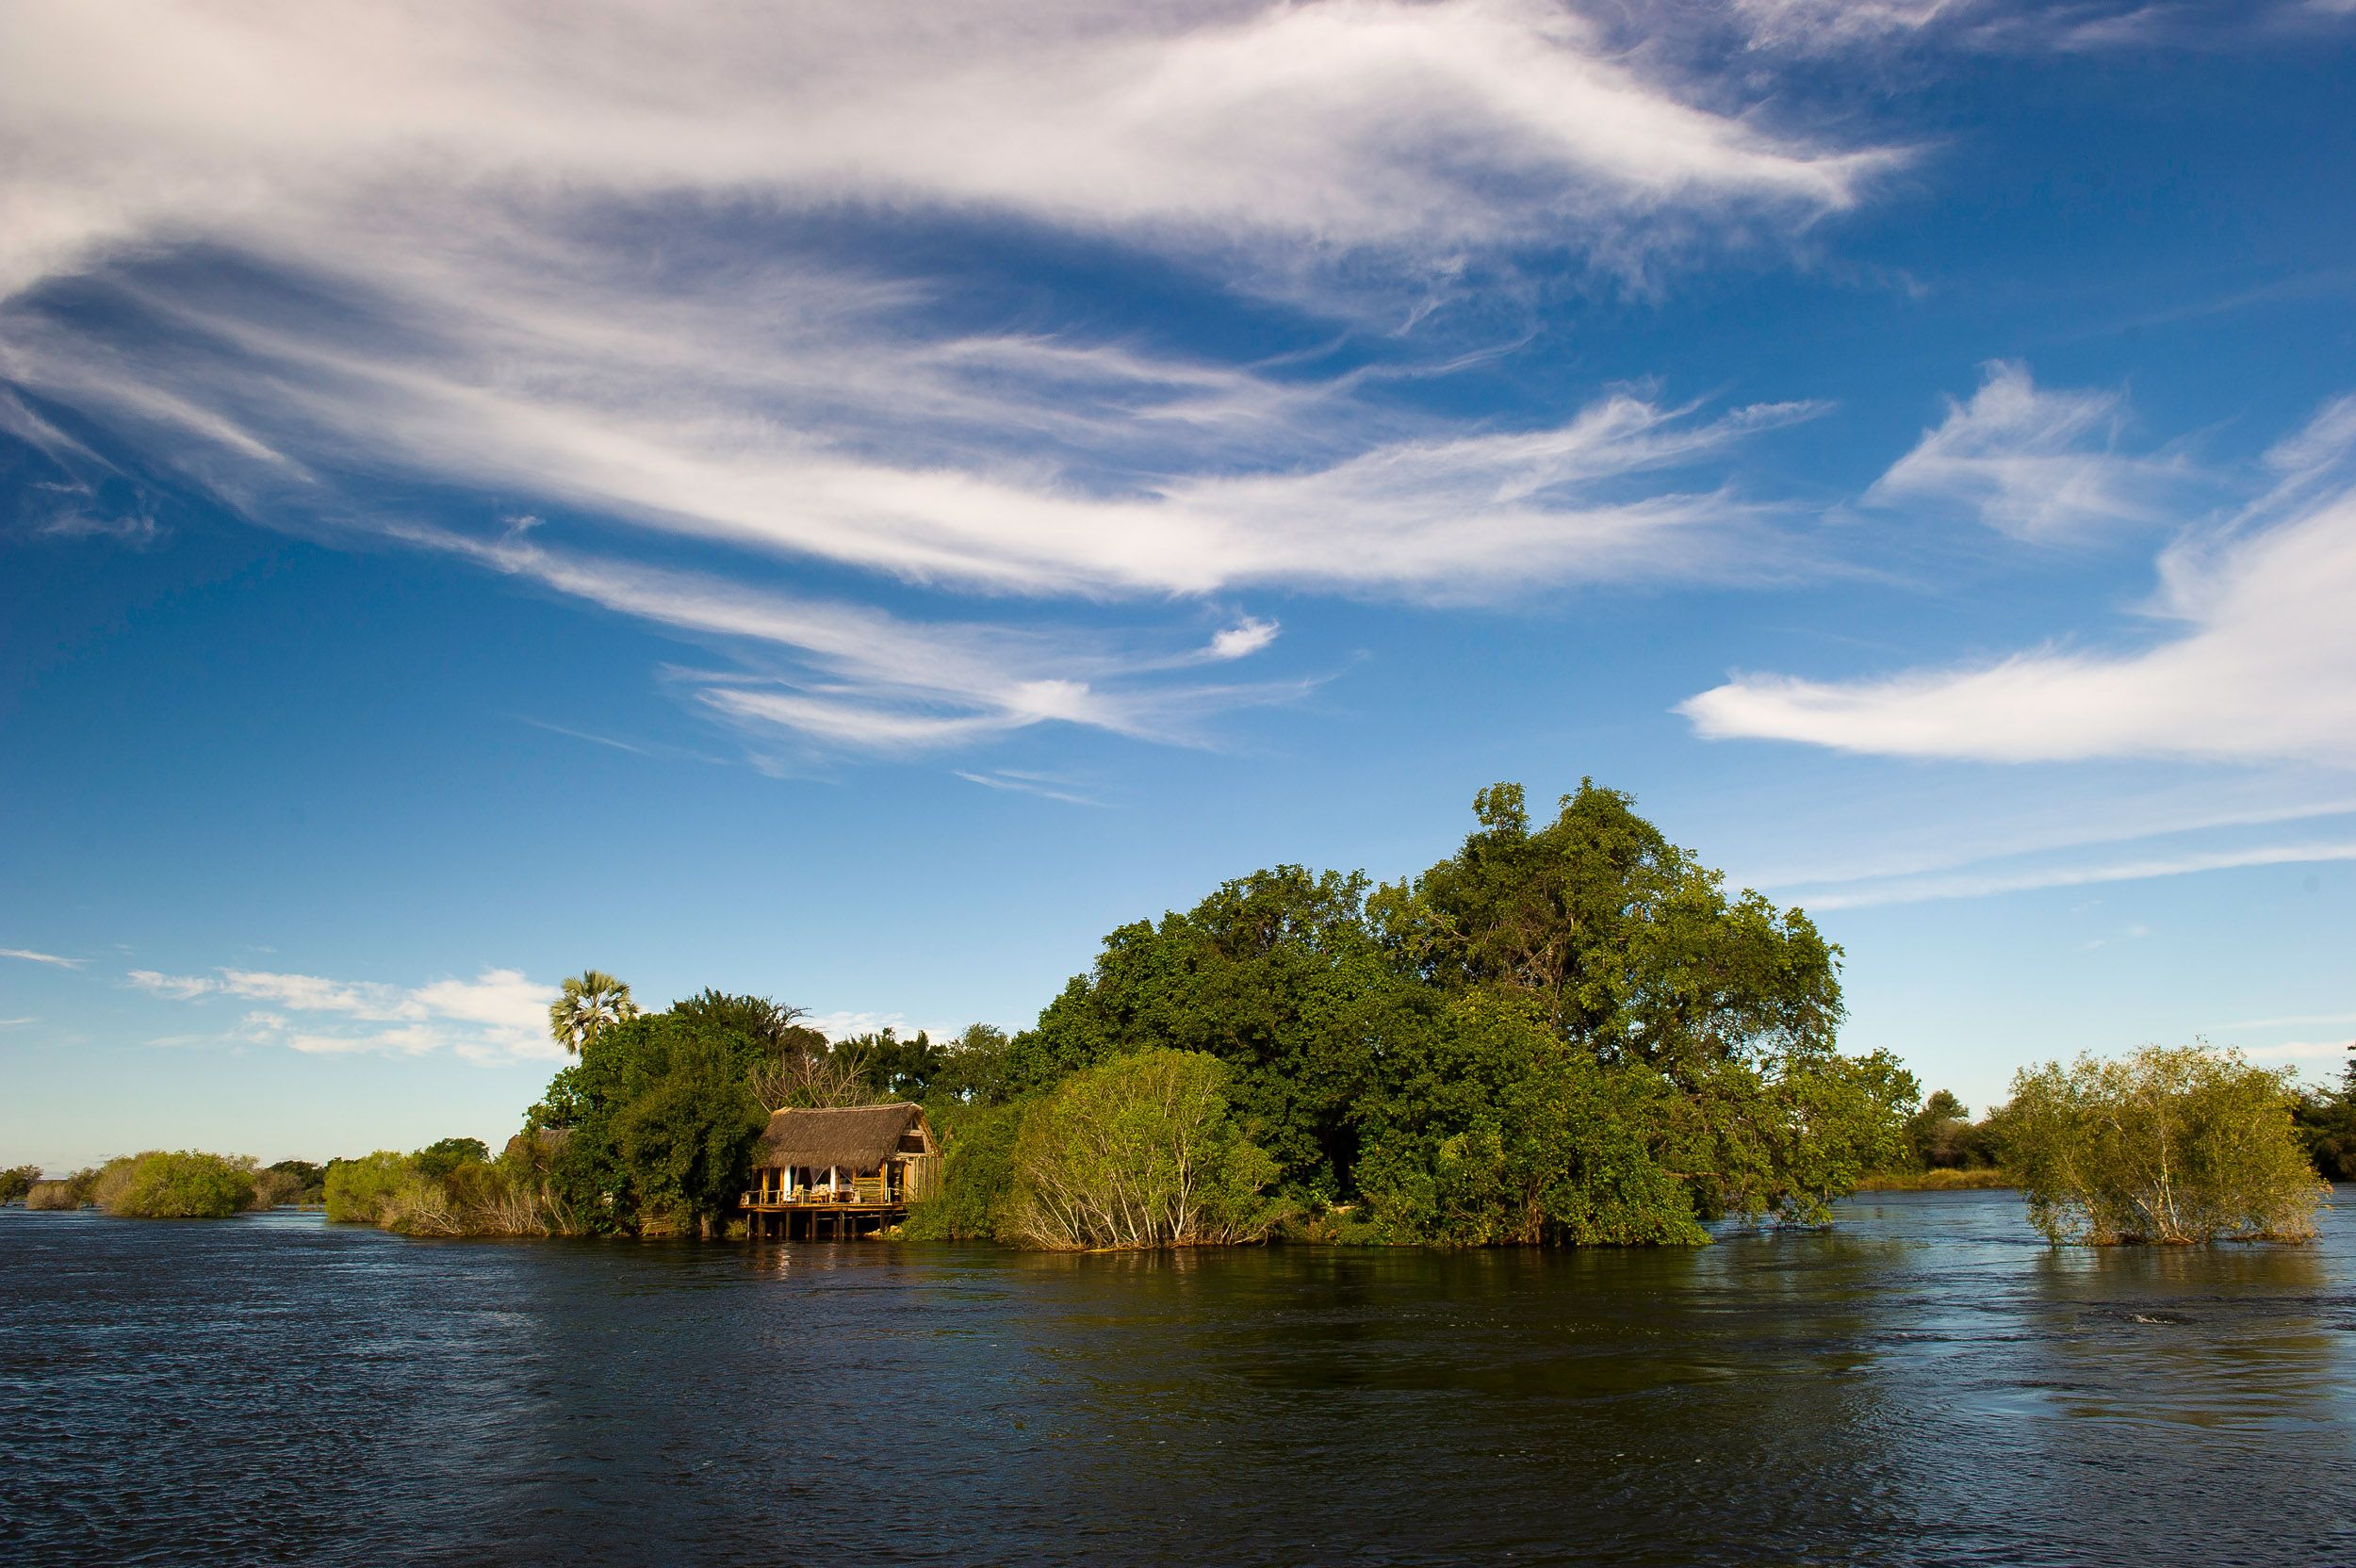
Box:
[548,970,639,1055]
[1370,781,1896,1223]
[2292,1053,2356,1180]
[1008,866,1427,1203]
[527,1011,767,1234]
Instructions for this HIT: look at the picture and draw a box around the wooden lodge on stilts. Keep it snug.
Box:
[742,1102,941,1240]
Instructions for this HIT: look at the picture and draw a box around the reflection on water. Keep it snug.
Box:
[3,1191,2351,1565]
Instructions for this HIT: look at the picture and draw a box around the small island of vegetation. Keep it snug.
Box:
[8,782,2333,1250]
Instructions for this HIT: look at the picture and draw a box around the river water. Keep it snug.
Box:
[3,1190,2350,1566]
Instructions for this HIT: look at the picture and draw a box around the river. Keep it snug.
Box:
[3,1190,2350,1565]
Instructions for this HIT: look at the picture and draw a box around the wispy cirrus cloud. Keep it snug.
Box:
[955,770,1107,808]
[128,965,559,1062]
[1683,391,2356,767]
[0,2,1890,763]
[0,1,1888,304]
[406,531,1311,755]
[1,947,83,968]
[1863,361,2187,542]
[1727,0,2351,56]
[1781,837,2356,910]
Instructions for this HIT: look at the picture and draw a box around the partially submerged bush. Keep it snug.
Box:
[326,1143,566,1235]
[24,1180,80,1210]
[2003,1045,2328,1244]
[93,1151,263,1218]
[1008,1049,1283,1250]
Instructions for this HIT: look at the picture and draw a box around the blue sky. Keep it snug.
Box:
[4,0,2354,1168]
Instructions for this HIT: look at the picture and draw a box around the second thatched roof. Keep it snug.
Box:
[750,1102,932,1172]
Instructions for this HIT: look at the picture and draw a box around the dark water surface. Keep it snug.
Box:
[4,1192,2352,1566]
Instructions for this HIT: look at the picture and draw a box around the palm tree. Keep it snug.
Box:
[548,970,638,1055]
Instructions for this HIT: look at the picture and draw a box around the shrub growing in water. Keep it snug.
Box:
[25,1180,80,1210]
[2002,1045,2328,1244]
[1008,1049,1284,1250]
[93,1151,262,1218]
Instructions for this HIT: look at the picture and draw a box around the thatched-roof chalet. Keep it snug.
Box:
[750,1102,934,1172]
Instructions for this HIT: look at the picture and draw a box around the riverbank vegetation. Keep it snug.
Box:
[1855,1089,2013,1189]
[323,1137,568,1235]
[12,783,2331,1254]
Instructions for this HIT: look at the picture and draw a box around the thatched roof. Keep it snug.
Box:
[750,1103,931,1171]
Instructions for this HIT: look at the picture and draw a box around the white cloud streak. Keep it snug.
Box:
[1785,839,2356,909]
[128,965,560,1062]
[1,947,83,967]
[1726,0,2346,56]
[402,531,1309,754]
[1684,392,2356,767]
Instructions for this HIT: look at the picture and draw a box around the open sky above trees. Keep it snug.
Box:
[4,1,2354,1167]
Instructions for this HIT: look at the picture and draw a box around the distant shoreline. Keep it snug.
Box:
[1852,1169,2015,1192]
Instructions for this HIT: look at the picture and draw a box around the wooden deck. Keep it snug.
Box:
[741,1195,907,1240]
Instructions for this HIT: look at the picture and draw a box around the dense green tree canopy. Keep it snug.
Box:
[1005,865,1424,1203]
[1372,781,1842,1074]
[968,784,1909,1235]
[529,1009,769,1234]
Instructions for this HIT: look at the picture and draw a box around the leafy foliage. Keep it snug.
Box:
[843,1027,949,1101]
[325,1152,417,1224]
[1006,866,1422,1204]
[1007,1049,1284,1250]
[325,1142,564,1234]
[2002,1045,2328,1244]
[92,1150,263,1218]
[900,1099,1024,1241]
[265,1159,327,1203]
[1355,991,1704,1245]
[548,969,639,1055]
[413,1138,493,1180]
[930,1023,1019,1106]
[1904,1090,2003,1172]
[528,1009,768,1235]
[0,1164,40,1203]
[2292,1056,2356,1180]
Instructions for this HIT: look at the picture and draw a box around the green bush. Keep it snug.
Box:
[1007,1049,1284,1250]
[93,1151,262,1218]
[1,1164,40,1203]
[902,1100,1025,1241]
[2003,1045,2328,1244]
[324,1152,417,1223]
[379,1152,563,1236]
